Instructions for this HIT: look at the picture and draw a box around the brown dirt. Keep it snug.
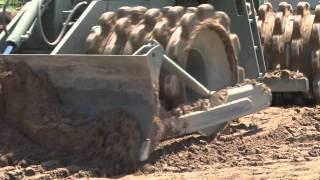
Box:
[3,105,320,179]
[1,61,320,179]
[168,84,243,117]
[170,99,212,116]
[143,107,317,171]
[0,61,142,178]
[264,69,305,79]
[135,106,320,179]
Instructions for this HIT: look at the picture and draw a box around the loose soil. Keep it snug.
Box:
[135,106,320,179]
[0,61,142,178]
[264,69,305,79]
[1,61,320,179]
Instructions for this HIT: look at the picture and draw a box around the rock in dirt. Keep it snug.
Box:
[17,159,29,168]
[24,167,36,176]
[0,156,9,167]
[41,160,61,170]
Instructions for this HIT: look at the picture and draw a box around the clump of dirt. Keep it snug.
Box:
[264,69,305,79]
[169,88,232,117]
[168,80,269,118]
[0,61,142,178]
[170,99,212,116]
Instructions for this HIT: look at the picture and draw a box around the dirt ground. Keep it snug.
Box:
[2,105,320,179]
[133,106,320,179]
[1,61,320,179]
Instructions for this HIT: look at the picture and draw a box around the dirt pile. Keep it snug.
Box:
[0,61,142,177]
[264,69,305,79]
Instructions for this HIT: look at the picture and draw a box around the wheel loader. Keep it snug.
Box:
[0,0,273,171]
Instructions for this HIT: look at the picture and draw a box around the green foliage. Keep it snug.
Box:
[0,0,24,10]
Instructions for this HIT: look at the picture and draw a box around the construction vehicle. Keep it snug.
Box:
[0,0,272,169]
[255,0,320,104]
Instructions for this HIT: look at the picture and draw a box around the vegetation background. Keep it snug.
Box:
[0,0,25,11]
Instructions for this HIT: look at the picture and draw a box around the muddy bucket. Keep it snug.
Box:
[0,42,165,162]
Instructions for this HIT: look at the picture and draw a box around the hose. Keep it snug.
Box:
[37,0,88,46]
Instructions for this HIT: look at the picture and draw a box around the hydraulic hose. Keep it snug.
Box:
[37,1,88,46]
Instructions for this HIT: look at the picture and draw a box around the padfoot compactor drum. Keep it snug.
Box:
[85,4,245,136]
[257,1,320,104]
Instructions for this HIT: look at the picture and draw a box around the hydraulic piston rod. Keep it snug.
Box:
[5,0,45,48]
[162,54,213,98]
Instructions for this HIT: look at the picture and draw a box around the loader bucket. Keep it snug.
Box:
[0,42,164,161]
